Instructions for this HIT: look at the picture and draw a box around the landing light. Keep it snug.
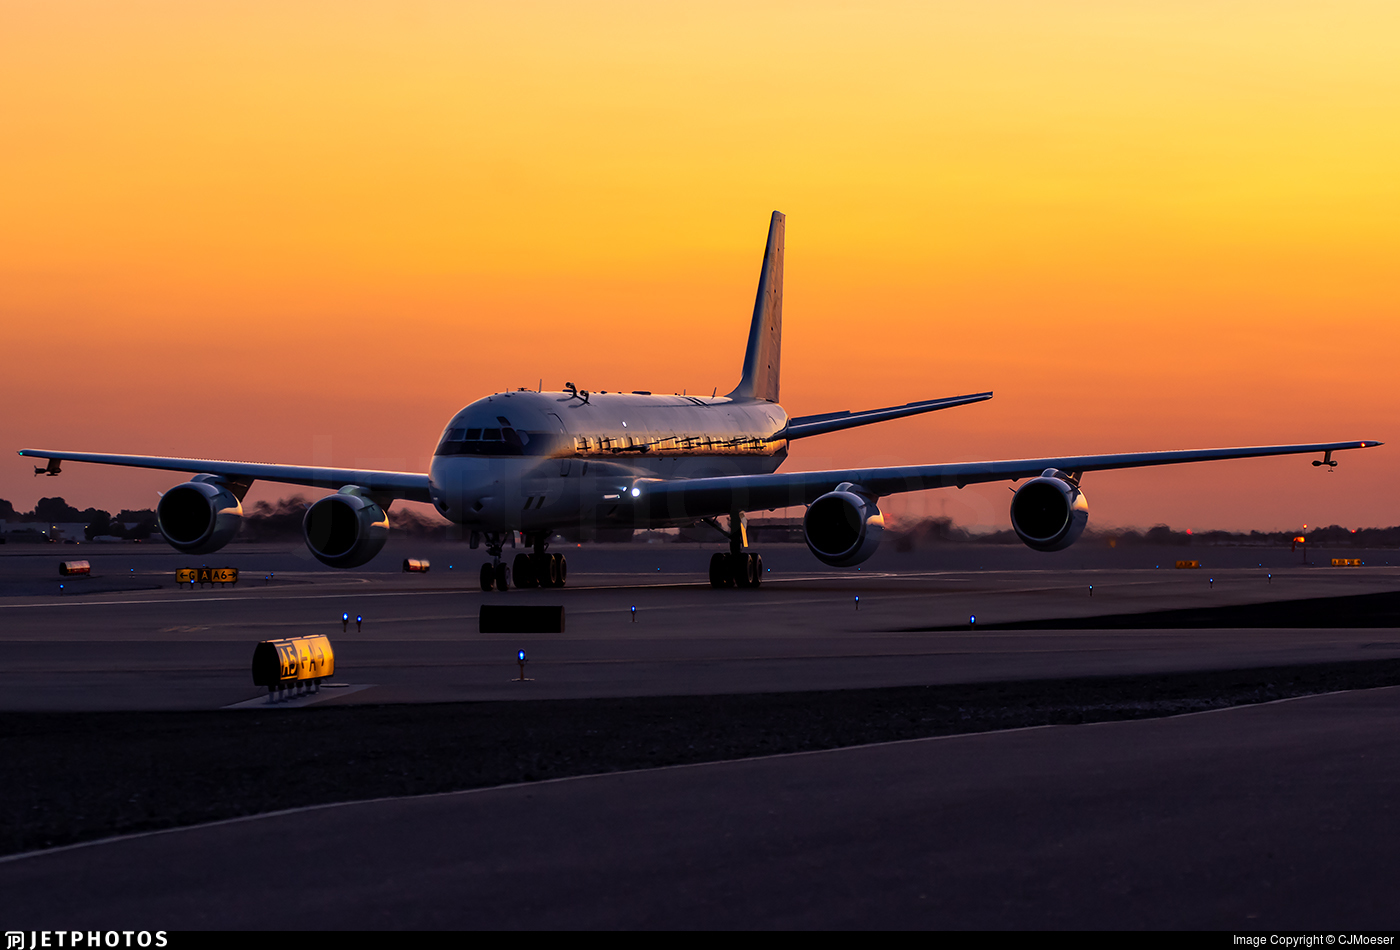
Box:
[630,487,641,497]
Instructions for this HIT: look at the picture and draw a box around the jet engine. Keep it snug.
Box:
[303,487,390,568]
[1009,469,1089,552]
[803,482,884,567]
[156,475,243,555]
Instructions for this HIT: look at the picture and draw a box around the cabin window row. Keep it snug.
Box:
[571,435,782,454]
[436,430,785,458]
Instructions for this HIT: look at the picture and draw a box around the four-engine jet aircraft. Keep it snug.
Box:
[18,212,1380,591]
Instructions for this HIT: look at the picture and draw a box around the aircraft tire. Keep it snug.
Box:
[479,563,495,592]
[709,552,730,589]
[752,553,763,588]
[544,553,561,587]
[733,552,758,588]
[513,553,536,588]
[554,554,567,587]
[494,562,510,591]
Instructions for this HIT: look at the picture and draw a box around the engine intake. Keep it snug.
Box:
[1009,469,1089,552]
[804,483,884,567]
[157,476,243,555]
[303,487,390,568]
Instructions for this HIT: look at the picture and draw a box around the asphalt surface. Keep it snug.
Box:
[3,540,1400,710]
[3,686,1397,929]
[1,539,1397,929]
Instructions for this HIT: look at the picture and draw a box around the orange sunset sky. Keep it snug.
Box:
[2,1,1396,532]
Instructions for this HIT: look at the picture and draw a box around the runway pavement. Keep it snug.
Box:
[2,539,1398,929]
[2,686,1397,929]
[2,540,1400,711]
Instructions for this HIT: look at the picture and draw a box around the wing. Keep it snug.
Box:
[635,440,1382,522]
[784,391,993,439]
[16,449,433,503]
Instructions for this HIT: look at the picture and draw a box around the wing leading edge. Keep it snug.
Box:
[785,392,993,439]
[635,440,1382,523]
[15,450,433,503]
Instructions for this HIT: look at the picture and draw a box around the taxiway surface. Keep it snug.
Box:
[3,539,1398,928]
[3,540,1400,711]
[4,686,1397,928]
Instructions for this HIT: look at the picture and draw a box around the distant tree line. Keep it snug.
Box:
[0,497,157,539]
[0,495,450,542]
[236,497,451,541]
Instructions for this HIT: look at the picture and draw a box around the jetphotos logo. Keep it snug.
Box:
[6,935,167,949]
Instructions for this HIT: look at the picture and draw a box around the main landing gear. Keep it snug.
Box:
[710,550,762,588]
[480,533,567,592]
[512,551,567,589]
[706,511,764,589]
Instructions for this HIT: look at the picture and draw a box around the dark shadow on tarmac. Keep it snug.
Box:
[5,657,1400,858]
[909,588,1400,630]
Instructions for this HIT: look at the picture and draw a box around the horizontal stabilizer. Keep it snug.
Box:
[785,391,993,439]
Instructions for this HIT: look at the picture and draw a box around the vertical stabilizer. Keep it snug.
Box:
[729,211,784,403]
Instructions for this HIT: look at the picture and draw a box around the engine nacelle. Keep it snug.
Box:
[303,487,390,568]
[157,476,243,555]
[804,482,884,567]
[1010,469,1089,552]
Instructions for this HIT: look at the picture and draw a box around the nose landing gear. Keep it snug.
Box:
[478,533,512,592]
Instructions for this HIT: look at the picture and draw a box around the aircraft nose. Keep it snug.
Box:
[429,459,497,522]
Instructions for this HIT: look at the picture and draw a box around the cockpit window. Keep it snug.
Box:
[434,425,556,457]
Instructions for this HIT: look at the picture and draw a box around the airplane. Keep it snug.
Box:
[18,211,1381,592]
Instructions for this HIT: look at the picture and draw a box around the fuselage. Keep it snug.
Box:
[428,389,789,534]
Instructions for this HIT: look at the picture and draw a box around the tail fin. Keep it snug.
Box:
[729,210,784,403]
